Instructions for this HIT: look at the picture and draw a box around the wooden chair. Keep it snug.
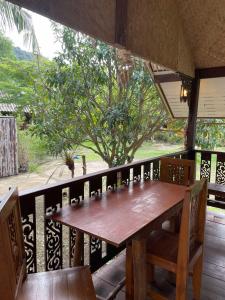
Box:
[0,188,96,300]
[160,157,195,186]
[160,157,195,232]
[146,178,208,300]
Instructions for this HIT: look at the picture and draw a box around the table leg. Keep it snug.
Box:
[126,241,134,300]
[73,229,84,266]
[132,237,147,300]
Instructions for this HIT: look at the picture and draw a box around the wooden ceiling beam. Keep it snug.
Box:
[154,73,180,83]
[197,67,225,79]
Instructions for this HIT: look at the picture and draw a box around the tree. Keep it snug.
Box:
[0,32,51,109]
[31,27,169,167]
[0,31,15,58]
[196,119,225,150]
[0,56,51,105]
[0,0,39,53]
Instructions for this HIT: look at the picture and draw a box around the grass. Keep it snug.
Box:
[18,131,50,172]
[77,141,183,163]
[134,142,182,160]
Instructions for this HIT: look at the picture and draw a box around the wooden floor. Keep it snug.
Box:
[93,210,225,300]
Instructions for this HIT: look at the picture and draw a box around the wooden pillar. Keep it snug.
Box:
[115,0,128,46]
[186,70,200,158]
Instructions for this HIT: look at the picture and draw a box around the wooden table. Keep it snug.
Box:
[52,181,186,299]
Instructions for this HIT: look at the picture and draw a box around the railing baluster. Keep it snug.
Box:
[153,160,160,180]
[44,189,63,271]
[121,167,130,185]
[144,162,151,180]
[200,151,211,181]
[68,182,85,265]
[20,194,37,273]
[89,176,102,197]
[133,164,142,182]
[89,236,102,272]
[106,172,118,190]
[216,153,225,185]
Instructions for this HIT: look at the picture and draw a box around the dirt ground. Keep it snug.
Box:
[0,159,107,196]
[0,143,182,197]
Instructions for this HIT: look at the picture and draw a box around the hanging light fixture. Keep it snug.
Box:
[179,74,192,105]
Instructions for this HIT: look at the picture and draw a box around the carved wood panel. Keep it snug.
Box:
[20,195,37,273]
[89,236,102,272]
[216,153,225,185]
[69,183,84,265]
[106,172,118,190]
[200,152,211,181]
[44,190,62,271]
[144,162,151,181]
[152,160,160,180]
[89,176,102,197]
[121,168,130,185]
[133,164,142,182]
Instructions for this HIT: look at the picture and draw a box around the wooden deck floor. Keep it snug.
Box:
[93,211,225,300]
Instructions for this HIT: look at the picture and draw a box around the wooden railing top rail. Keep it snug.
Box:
[195,149,225,155]
[19,149,187,198]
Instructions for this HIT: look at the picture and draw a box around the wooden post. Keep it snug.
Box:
[126,241,134,300]
[0,117,18,177]
[82,155,87,175]
[132,237,147,300]
[115,0,128,46]
[73,230,84,266]
[186,70,200,159]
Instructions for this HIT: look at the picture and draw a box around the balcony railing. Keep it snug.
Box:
[19,150,189,274]
[195,149,225,208]
[195,149,225,183]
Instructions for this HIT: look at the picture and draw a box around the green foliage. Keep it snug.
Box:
[196,119,225,150]
[153,119,185,145]
[31,27,169,167]
[0,31,15,58]
[18,129,48,172]
[0,54,51,105]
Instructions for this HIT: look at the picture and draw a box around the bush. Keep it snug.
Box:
[18,130,48,172]
[154,131,183,145]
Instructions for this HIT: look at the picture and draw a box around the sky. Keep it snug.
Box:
[4,11,61,59]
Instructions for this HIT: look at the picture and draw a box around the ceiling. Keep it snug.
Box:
[7,0,225,78]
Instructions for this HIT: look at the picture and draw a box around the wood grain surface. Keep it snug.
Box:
[52,181,186,246]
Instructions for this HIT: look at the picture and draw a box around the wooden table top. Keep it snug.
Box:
[52,181,187,247]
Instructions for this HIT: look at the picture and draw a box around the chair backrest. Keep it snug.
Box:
[160,157,195,186]
[0,188,26,300]
[177,179,207,277]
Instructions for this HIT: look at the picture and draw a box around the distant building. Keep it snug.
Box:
[0,103,31,128]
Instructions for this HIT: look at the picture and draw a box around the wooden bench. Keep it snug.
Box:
[208,183,225,209]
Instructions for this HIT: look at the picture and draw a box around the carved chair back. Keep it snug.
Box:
[0,188,26,300]
[178,179,207,270]
[160,157,195,186]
